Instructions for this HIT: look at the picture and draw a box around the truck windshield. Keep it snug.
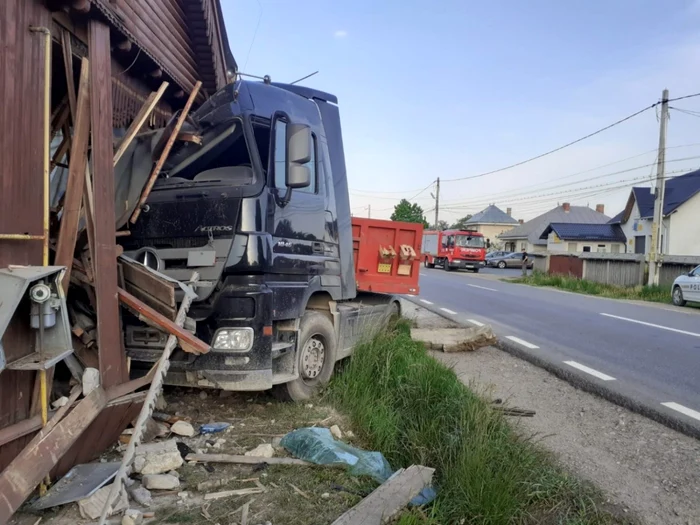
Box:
[158,120,256,187]
[455,235,484,248]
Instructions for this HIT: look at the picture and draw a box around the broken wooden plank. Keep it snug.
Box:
[118,287,210,355]
[119,257,176,307]
[113,81,169,166]
[0,416,44,448]
[55,57,90,295]
[331,465,435,525]
[124,285,177,320]
[61,29,77,122]
[185,454,310,466]
[176,131,202,145]
[89,20,127,388]
[203,487,265,501]
[130,81,202,224]
[0,388,108,523]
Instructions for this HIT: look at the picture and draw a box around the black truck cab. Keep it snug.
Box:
[118,80,391,400]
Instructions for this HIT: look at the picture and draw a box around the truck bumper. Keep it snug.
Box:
[448,259,484,270]
[127,279,280,391]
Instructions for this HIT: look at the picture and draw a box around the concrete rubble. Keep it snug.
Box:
[330,425,343,439]
[170,420,196,437]
[411,325,496,352]
[245,443,275,458]
[122,508,144,525]
[142,474,180,490]
[78,483,128,520]
[81,367,101,396]
[133,439,183,475]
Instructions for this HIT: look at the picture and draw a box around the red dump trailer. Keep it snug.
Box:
[351,217,422,295]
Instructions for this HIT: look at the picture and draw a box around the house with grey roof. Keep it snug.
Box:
[608,169,700,256]
[539,222,627,254]
[498,202,610,253]
[463,205,519,246]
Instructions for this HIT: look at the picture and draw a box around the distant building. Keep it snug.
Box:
[463,205,518,246]
[498,202,610,253]
[608,169,700,256]
[540,223,627,254]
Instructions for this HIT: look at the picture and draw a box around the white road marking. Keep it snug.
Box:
[420,273,427,277]
[505,336,539,349]
[440,308,457,315]
[467,284,498,292]
[420,299,434,305]
[467,319,485,327]
[564,361,616,381]
[600,313,700,338]
[661,402,700,422]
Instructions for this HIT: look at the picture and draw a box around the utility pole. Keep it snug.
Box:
[367,204,371,218]
[648,88,669,286]
[434,177,440,229]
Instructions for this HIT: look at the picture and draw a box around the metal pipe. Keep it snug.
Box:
[0,234,44,240]
[29,26,51,267]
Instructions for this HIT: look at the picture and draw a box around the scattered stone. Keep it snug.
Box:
[345,430,355,439]
[171,420,196,437]
[330,425,343,440]
[122,509,144,525]
[82,367,100,396]
[199,390,208,400]
[142,418,169,442]
[321,492,330,499]
[129,486,153,507]
[244,443,275,458]
[142,474,180,490]
[305,404,314,409]
[124,477,136,488]
[51,396,69,409]
[168,470,180,479]
[178,491,189,500]
[78,483,128,520]
[133,439,183,475]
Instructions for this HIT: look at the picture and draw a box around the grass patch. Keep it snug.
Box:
[511,272,671,304]
[330,320,633,525]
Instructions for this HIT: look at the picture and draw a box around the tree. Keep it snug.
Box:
[450,215,473,230]
[437,220,450,231]
[391,199,429,227]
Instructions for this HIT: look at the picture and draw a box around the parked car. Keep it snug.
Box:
[671,265,700,306]
[487,252,534,269]
[485,251,511,262]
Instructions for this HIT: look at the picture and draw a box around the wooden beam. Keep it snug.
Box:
[50,127,71,171]
[130,81,202,224]
[55,57,90,295]
[61,29,77,122]
[0,416,43,448]
[113,81,169,167]
[185,454,311,466]
[116,39,132,53]
[0,388,107,523]
[89,20,126,388]
[117,287,210,355]
[119,257,175,307]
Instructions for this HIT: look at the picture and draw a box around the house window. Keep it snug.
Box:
[582,246,591,252]
[520,242,526,250]
[273,119,317,195]
[611,244,620,253]
[597,245,607,253]
[567,242,577,253]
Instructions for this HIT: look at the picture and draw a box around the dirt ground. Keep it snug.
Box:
[10,391,376,525]
[402,301,700,525]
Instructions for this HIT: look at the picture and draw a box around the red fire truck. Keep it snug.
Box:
[422,229,486,272]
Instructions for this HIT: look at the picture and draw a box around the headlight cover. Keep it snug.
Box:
[212,328,254,352]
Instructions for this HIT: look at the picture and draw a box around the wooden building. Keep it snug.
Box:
[0,0,235,518]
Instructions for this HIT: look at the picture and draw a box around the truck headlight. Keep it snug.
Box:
[212,328,254,352]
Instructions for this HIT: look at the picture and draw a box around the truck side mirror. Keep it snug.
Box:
[286,123,311,188]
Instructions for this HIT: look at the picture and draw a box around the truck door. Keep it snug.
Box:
[271,118,328,276]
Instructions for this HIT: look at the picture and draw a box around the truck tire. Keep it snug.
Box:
[424,258,435,269]
[273,310,337,402]
[472,267,480,273]
[443,259,452,271]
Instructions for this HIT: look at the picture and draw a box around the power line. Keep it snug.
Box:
[441,104,657,182]
[668,92,700,103]
[349,181,436,195]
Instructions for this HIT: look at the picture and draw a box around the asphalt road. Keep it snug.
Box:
[409,267,700,435]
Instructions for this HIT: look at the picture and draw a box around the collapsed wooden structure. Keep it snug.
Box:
[0,0,235,521]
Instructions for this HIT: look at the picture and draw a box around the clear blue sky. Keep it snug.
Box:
[221,0,700,223]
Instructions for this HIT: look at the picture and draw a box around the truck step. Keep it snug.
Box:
[271,341,294,360]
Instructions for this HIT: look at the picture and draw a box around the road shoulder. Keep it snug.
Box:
[402,301,700,525]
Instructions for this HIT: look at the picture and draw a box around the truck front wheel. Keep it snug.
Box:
[273,311,337,402]
[424,257,435,269]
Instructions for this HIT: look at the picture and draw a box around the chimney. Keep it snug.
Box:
[506,207,512,216]
[562,202,571,212]
[518,219,524,224]
[595,204,605,214]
